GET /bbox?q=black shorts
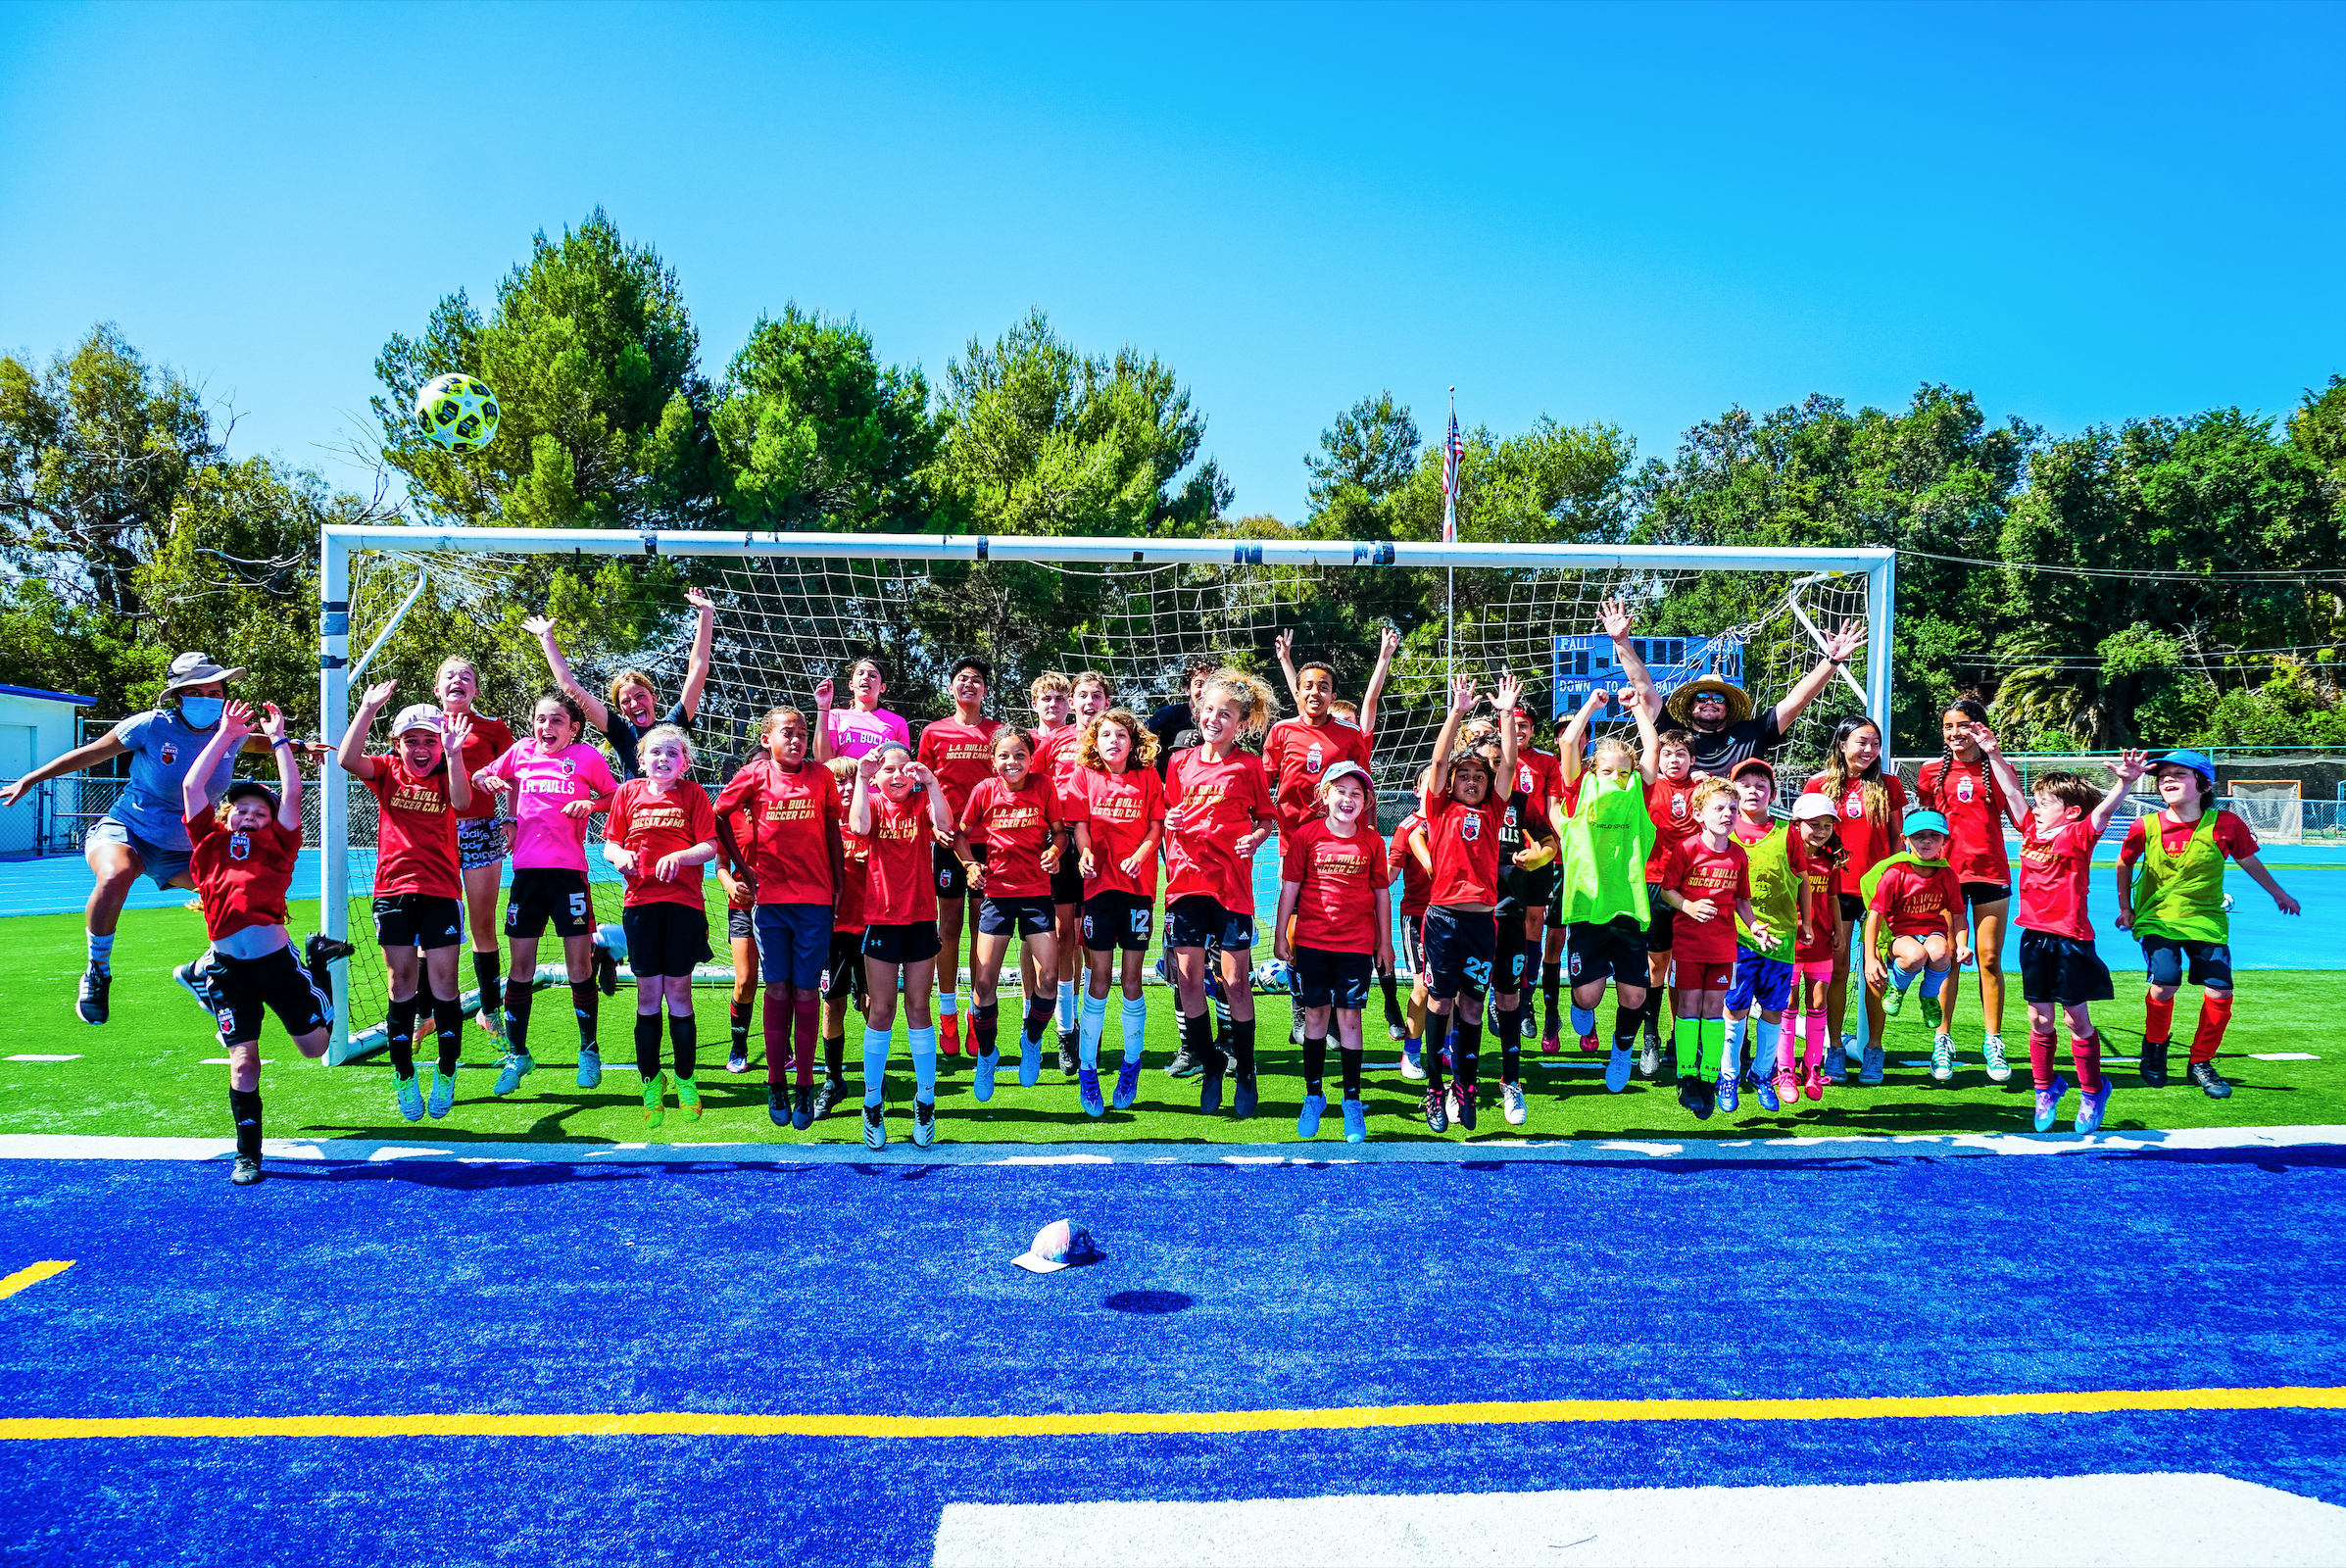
[1836,892,1864,924]
[621,902,711,979]
[201,944,331,1047]
[1295,945,1372,1010]
[1962,881,2013,910]
[1083,891,1155,953]
[1421,906,1496,1001]
[1525,861,1561,913]
[1492,908,1531,996]
[933,841,987,901]
[862,921,943,967]
[978,895,1056,938]
[2141,935,2233,991]
[372,893,464,951]
[1400,911,1427,976]
[727,905,755,943]
[506,867,594,940]
[1167,895,1254,952]
[1567,916,1649,991]
[1051,858,1085,906]
[1644,882,1677,952]
[2019,928,2115,1007]
[824,930,869,1004]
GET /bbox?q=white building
[0,684,96,858]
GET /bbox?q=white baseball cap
[390,704,445,737]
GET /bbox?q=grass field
[1,901,2335,1147]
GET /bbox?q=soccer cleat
[1234,1072,1258,1120]
[172,960,213,1016]
[1677,1074,1705,1117]
[974,1050,999,1102]
[1921,994,1943,1030]
[2034,1074,2070,1133]
[811,1075,848,1121]
[642,1073,666,1130]
[1859,1044,1884,1086]
[1450,1080,1477,1132]
[1540,1022,1562,1056]
[1058,1031,1080,1076]
[1297,1092,1326,1140]
[2075,1079,2113,1134]
[1981,1033,2012,1083]
[790,1084,811,1131]
[1638,1036,1661,1079]
[305,932,358,971]
[1289,1012,1305,1046]
[395,1074,425,1123]
[576,1047,604,1090]
[2189,1060,2233,1100]
[676,1075,704,1120]
[1342,1096,1367,1143]
[1439,1041,1454,1077]
[1882,984,1907,1019]
[2139,1039,2170,1088]
[1755,1073,1779,1113]
[1715,1074,1739,1115]
[593,941,618,997]
[1773,1067,1800,1109]
[726,1045,749,1075]
[426,1066,456,1119]
[1199,1060,1225,1115]
[1802,1066,1826,1102]
[1422,1086,1449,1134]
[911,1097,936,1149]
[1387,1018,1408,1042]
[1113,1059,1142,1110]
[1166,1042,1205,1079]
[1502,1080,1528,1126]
[230,1154,263,1186]
[940,1012,961,1056]
[1400,1040,1426,1081]
[1079,1067,1105,1119]
[1017,1040,1043,1090]
[1605,1046,1632,1094]
[1931,1033,1955,1083]
[766,1084,789,1127]
[862,1102,887,1151]
[492,1053,534,1097]
[1821,1044,1845,1083]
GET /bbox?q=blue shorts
[1421,905,1496,1002]
[1166,895,1254,953]
[754,902,833,990]
[2141,935,2232,990]
[85,815,191,889]
[1727,948,1794,1013]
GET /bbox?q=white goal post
[314,524,1895,1063]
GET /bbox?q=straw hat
[1665,677,1752,727]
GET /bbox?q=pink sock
[1802,1007,1826,1071]
[2028,1030,2057,1091]
[793,996,821,1087]
[2070,1030,2103,1095]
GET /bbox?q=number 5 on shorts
[569,892,588,920]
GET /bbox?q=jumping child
[1636,725,1704,1076]
[1275,760,1395,1144]
[1416,671,1523,1133]
[1023,671,1084,1070]
[1553,688,1662,1096]
[850,744,957,1150]
[432,657,516,1052]
[604,726,719,1127]
[1540,689,1609,1053]
[1391,774,1435,1080]
[1784,795,1848,1102]
[816,756,872,1119]
[1657,777,1771,1119]
[955,728,1064,1102]
[1861,809,1970,1085]
[916,658,1004,1056]
[1721,757,1804,1113]
[1801,715,1907,1084]
[1068,708,1167,1114]
[1915,699,2015,1083]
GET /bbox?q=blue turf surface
[3,1147,2345,1564]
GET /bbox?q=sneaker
[1605,1045,1632,1094]
[2075,1079,2113,1134]
[1981,1033,2012,1084]
[911,1097,936,1149]
[862,1102,887,1151]
[789,1084,811,1131]
[304,933,358,971]
[1297,1092,1326,1140]
[642,1072,666,1130]
[1638,1036,1661,1079]
[1921,994,1943,1030]
[475,1004,506,1043]
[2034,1074,2070,1133]
[1342,1096,1367,1143]
[1017,1040,1043,1090]
[1715,1074,1738,1115]
[726,1045,749,1075]
[1540,1022,1562,1056]
[1289,1012,1305,1046]
[940,1012,962,1057]
[1883,984,1907,1018]
[1931,1033,1954,1083]
[2139,1039,2170,1088]
[1822,1044,1845,1084]
[1773,1068,1800,1108]
[1859,1044,1884,1086]
[593,941,619,997]
[1450,1081,1477,1132]
[1755,1073,1779,1112]
[1200,1060,1225,1115]
[394,1072,425,1122]
[230,1154,263,1186]
[676,1075,703,1120]
[766,1084,789,1128]
[172,960,213,1016]
[1233,1072,1258,1120]
[1400,1040,1426,1081]
[1058,1030,1080,1076]
[1677,1074,1705,1117]
[1386,1018,1407,1043]
[2189,1060,2233,1100]
[1578,1032,1599,1055]
[1502,1080,1527,1126]
[1112,1059,1142,1110]
[811,1075,848,1121]
[492,1053,533,1097]
[1802,1066,1825,1102]
[1079,1067,1105,1119]
[426,1066,456,1119]
[1422,1086,1449,1134]
[576,1047,603,1090]
[1166,1043,1206,1079]
[974,1050,999,1102]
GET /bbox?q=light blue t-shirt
[106,710,237,851]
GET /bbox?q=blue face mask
[179,696,223,729]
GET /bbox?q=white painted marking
[198,1058,270,1066]
[2253,1053,2320,1061]
[6,1054,81,1063]
[932,1473,2346,1568]
[998,1154,1114,1166]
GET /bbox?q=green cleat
[674,1074,702,1119]
[1882,984,1907,1018]
[1921,994,1942,1029]
[642,1071,666,1131]
[394,1073,425,1123]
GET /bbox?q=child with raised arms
[604,726,719,1128]
[1069,708,1167,1115]
[954,728,1065,1102]
[713,760,761,1078]
[431,656,517,1053]
[712,704,845,1129]
[1547,687,1624,1053]
[1416,671,1523,1133]
[1657,777,1771,1119]
[816,655,912,761]
[1636,723,1704,1076]
[1391,771,1435,1080]
[1506,702,1576,1056]
[1861,809,1969,1085]
[1024,671,1084,1069]
[850,744,956,1150]
[335,681,473,1121]
[1472,729,1554,1125]
[472,693,617,1098]
[1274,761,1393,1144]
[1801,715,1907,1083]
[524,587,716,783]
[1915,700,2015,1083]
[1784,795,1848,1102]
[1720,757,1804,1113]
[2116,748,2300,1099]
[1552,688,1661,1095]
[816,756,872,1120]
[917,657,1004,1056]
[1162,668,1282,1117]
[178,701,336,1186]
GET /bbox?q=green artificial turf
[0,901,2338,1148]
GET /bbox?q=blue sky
[3,1,2339,523]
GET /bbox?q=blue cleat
[791,1085,813,1132]
[2075,1079,2113,1135]
[395,1073,425,1123]
[1859,1044,1884,1085]
[1715,1074,1738,1115]
[1079,1067,1104,1119]
[1755,1072,1780,1113]
[1297,1092,1326,1140]
[974,1050,999,1102]
[492,1053,533,1097]
[1018,1039,1042,1090]
[1233,1073,1258,1120]
[1605,1046,1632,1094]
[861,1102,887,1151]
[1822,1044,1847,1082]
[1112,1059,1141,1110]
[575,1047,602,1090]
[426,1066,456,1119]
[766,1084,789,1128]
[1200,1063,1225,1115]
[1341,1096,1367,1143]
[2034,1074,2070,1134]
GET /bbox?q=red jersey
[711,758,843,906]
[960,773,1059,900]
[363,754,462,901]
[1422,792,1505,909]
[2119,808,2260,865]
[1915,756,2010,887]
[450,715,515,822]
[1794,838,1847,963]
[1801,772,1909,894]
[1163,748,1275,913]
[1263,716,1374,833]
[1512,747,1565,825]
[1660,835,1752,965]
[2015,812,2099,941]
[1282,819,1390,955]
[1868,858,1962,940]
[607,779,718,910]
[184,809,301,943]
[1069,764,1166,899]
[1642,774,1704,880]
[862,792,939,928]
[917,714,1004,825]
[1391,811,1433,918]
[832,776,870,933]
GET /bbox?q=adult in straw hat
[1595,598,1868,777]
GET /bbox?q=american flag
[1440,403,1463,543]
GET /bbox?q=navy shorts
[1566,917,1648,991]
[934,841,986,900]
[823,929,867,1004]
[1525,862,1561,914]
[1727,947,1794,1013]
[372,893,464,952]
[506,867,593,940]
[2019,928,2115,1007]
[2141,935,2232,991]
[1295,945,1372,1010]
[1050,858,1085,906]
[978,895,1056,938]
[1492,907,1531,996]
[199,944,331,1048]
[86,814,191,889]
[1400,912,1426,978]
[623,901,712,979]
[754,902,832,989]
[1644,882,1677,951]
[862,920,943,967]
[1167,895,1254,953]
[1083,891,1154,953]
[1422,906,1496,1001]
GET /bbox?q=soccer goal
[314,526,1895,1063]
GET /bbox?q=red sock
[2070,1030,2102,1095]
[2191,993,2234,1064]
[2028,1031,2057,1090]
[793,996,820,1087]
[2143,992,2175,1046]
[762,992,789,1085]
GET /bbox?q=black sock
[1614,997,1642,1056]
[1231,1017,1256,1078]
[1498,1004,1523,1084]
[229,1087,262,1160]
[1424,1014,1448,1092]
[668,1011,697,1080]
[1641,991,1664,1040]
[972,1002,1001,1055]
[472,950,502,1020]
[505,984,532,1055]
[1302,1034,1327,1097]
[571,979,599,1052]
[1540,961,1561,1014]
[1380,970,1402,1024]
[1340,1047,1363,1098]
[387,995,417,1079]
[634,1010,662,1077]
[1180,1010,1216,1077]
[730,998,753,1053]
[431,990,463,1076]
[1023,996,1056,1049]
[823,1033,846,1081]
[1453,1007,1484,1087]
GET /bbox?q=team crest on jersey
[562,758,575,775]
[1306,743,1323,775]
[1956,776,1975,804]
[1461,814,1480,842]
[160,743,178,765]
[1845,794,1863,818]
[1671,795,1688,820]
[228,832,251,861]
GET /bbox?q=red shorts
[1674,959,1735,993]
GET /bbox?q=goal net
[316,529,1890,1062]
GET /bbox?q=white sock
[907,1026,937,1103]
[861,1025,891,1108]
[87,930,115,972]
[1079,991,1108,1068]
[1724,1014,1747,1078]
[1120,995,1149,1065]
[1057,979,1077,1033]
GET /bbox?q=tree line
[5,207,2341,757]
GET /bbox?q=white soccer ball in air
[413,372,501,451]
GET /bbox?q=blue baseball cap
[1903,808,1950,837]
[1012,1219,1104,1274]
[2154,749,2217,784]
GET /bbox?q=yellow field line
[0,1261,73,1300]
[4,1386,2344,1443]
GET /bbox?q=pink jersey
[486,741,616,873]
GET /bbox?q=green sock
[1698,1018,1726,1079]
[1673,1017,1701,1078]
